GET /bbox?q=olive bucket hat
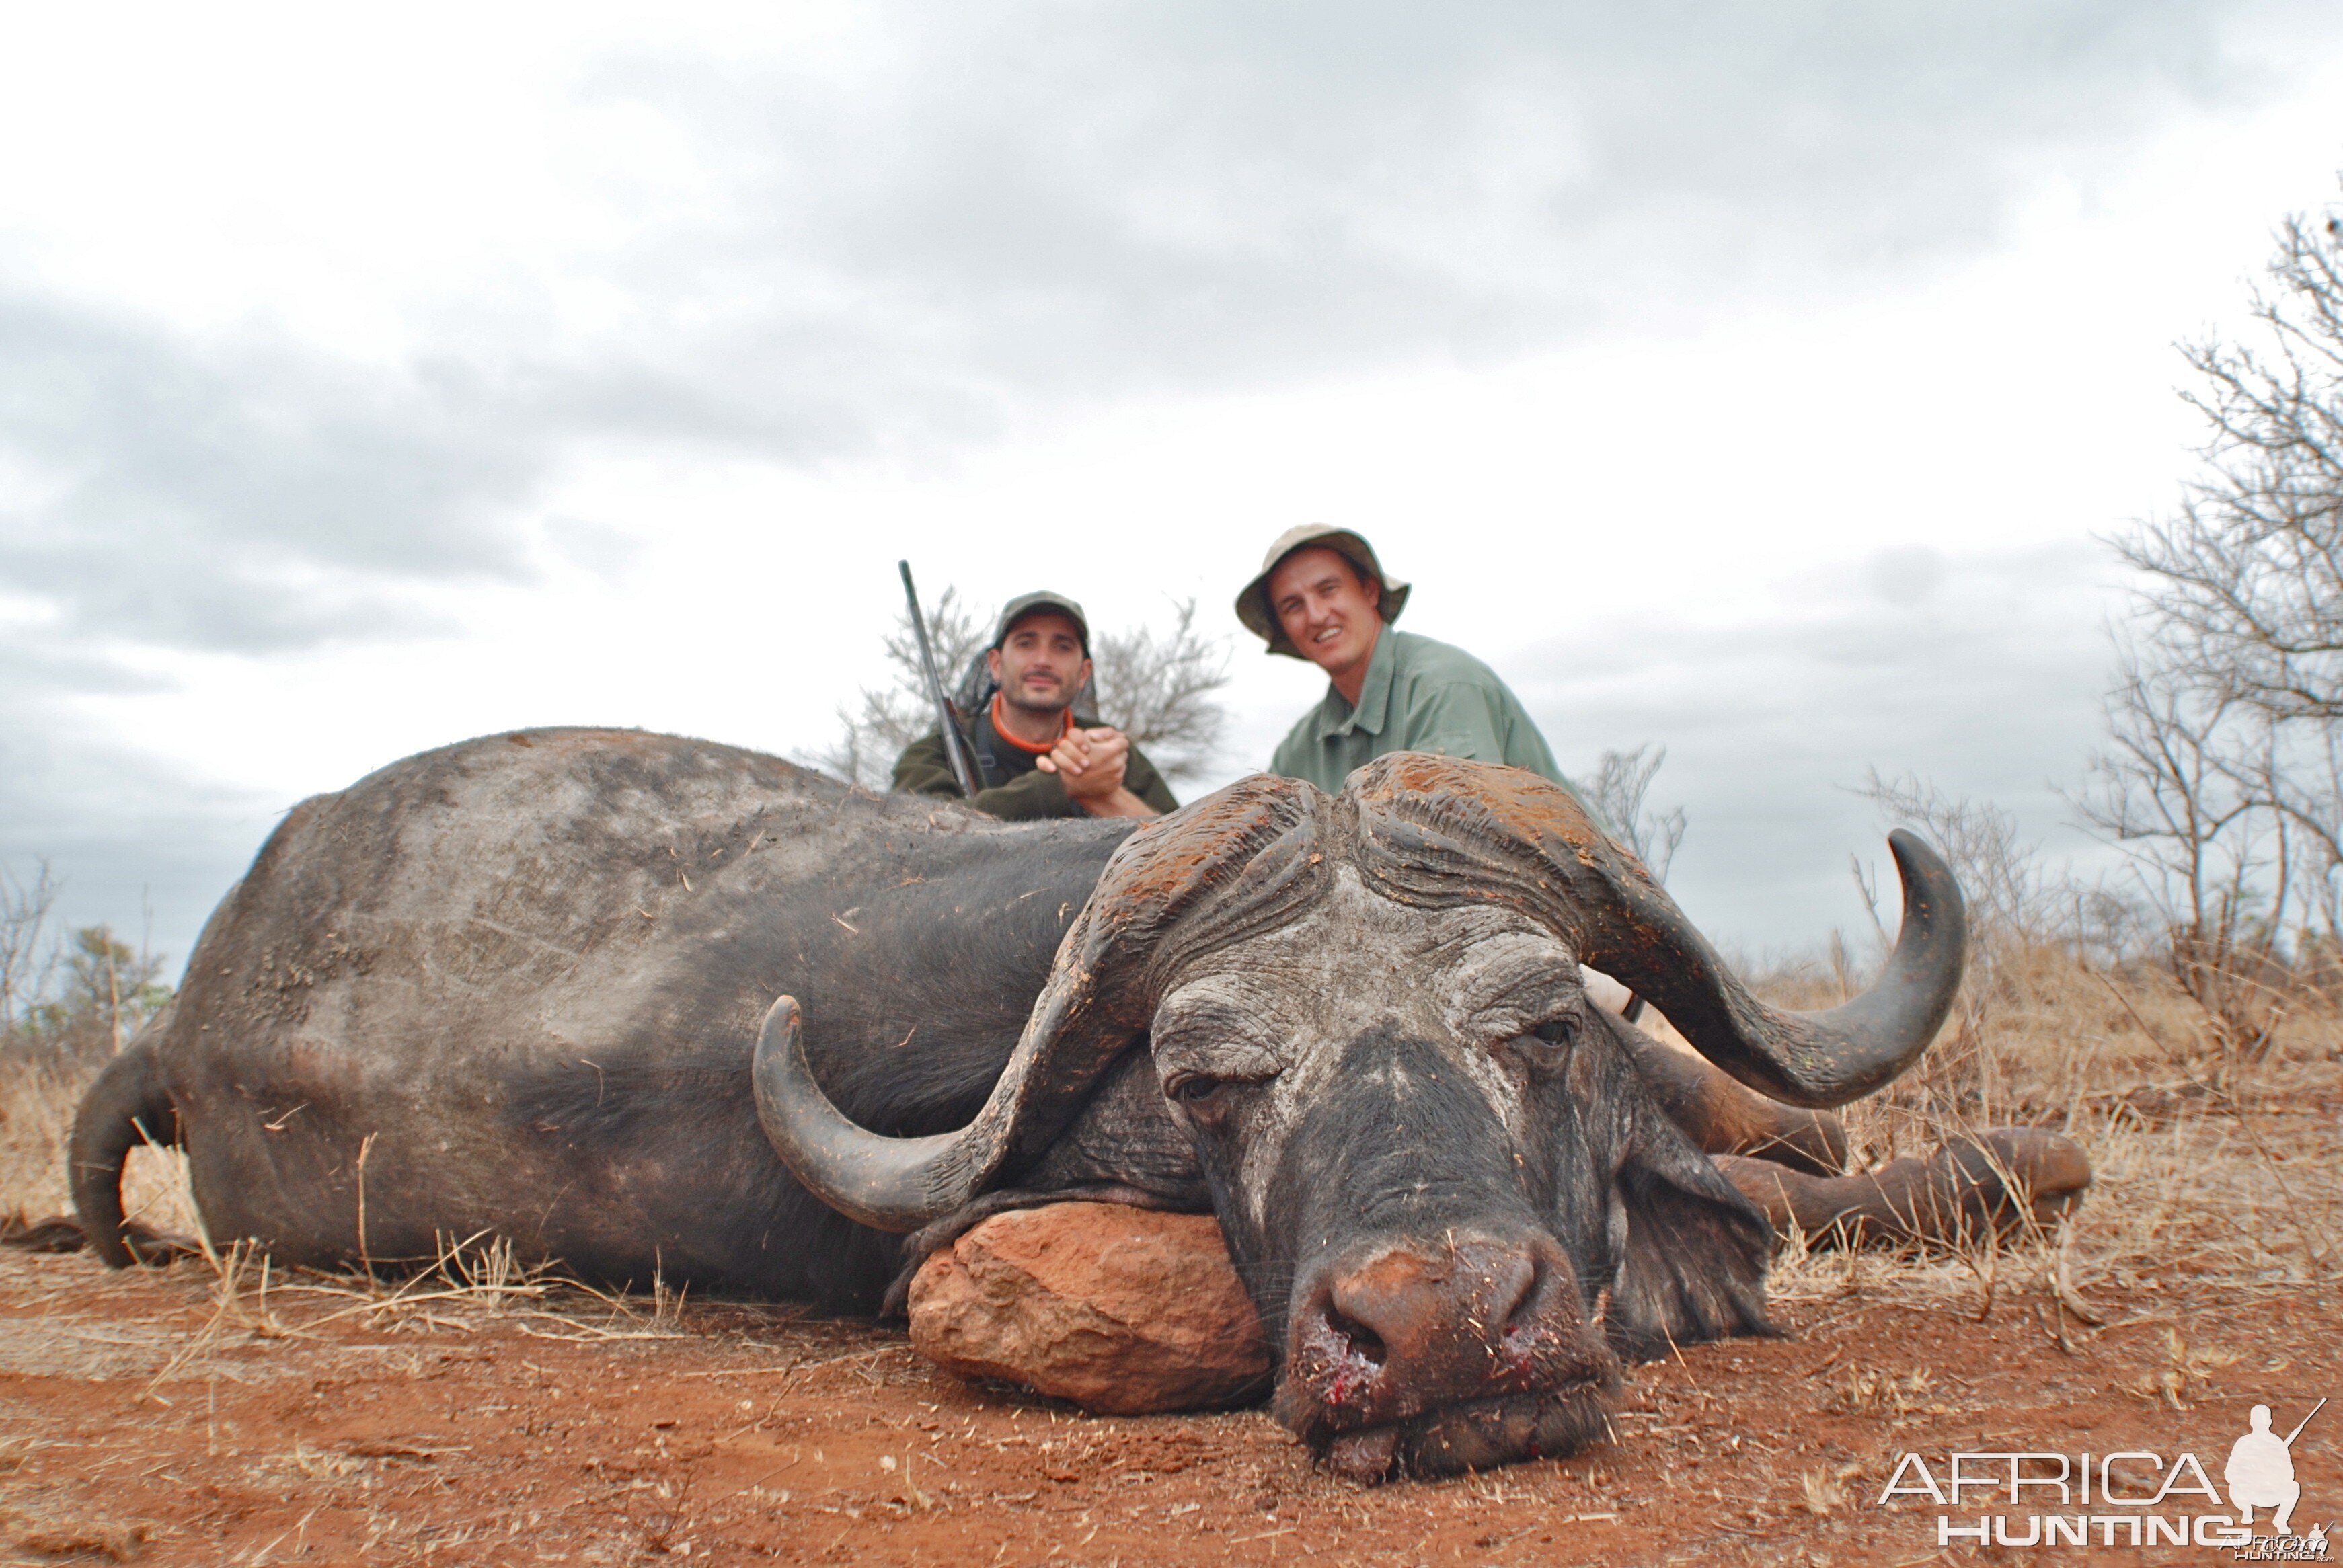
[1235,524,1411,659]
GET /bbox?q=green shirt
[1268,628,1583,802]
[892,706,1180,821]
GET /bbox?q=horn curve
[753,775,1332,1231]
[751,997,970,1232]
[1608,826,1966,1108]
[1350,755,1967,1110]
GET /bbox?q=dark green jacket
[892,708,1180,820]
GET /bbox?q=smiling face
[987,610,1091,717]
[1143,866,1759,1479]
[1267,545,1384,685]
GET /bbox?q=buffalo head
[753,755,1965,1479]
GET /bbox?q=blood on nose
[1298,1238,1556,1413]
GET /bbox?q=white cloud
[3,3,2342,965]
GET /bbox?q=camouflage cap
[1235,525,1410,658]
[992,590,1091,654]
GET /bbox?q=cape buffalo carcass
[70,729,2046,1479]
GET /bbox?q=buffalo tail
[68,1031,182,1267]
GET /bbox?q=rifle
[898,561,981,799]
[2284,1398,2327,1446]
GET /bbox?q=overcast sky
[5,3,2343,974]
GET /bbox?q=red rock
[906,1203,1272,1415]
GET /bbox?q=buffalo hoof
[1718,1126,2093,1249]
[906,1202,1273,1415]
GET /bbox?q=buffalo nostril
[1494,1251,1542,1342]
[1327,1262,1438,1366]
[1321,1304,1386,1368]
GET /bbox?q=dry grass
[0,1052,199,1238]
[5,945,2338,1362]
[1753,939,2343,1324]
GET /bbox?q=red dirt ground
[0,1249,2334,1566]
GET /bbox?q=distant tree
[2071,648,2303,1059]
[56,925,173,1054]
[1087,600,1231,783]
[2114,198,2343,723]
[0,864,173,1063]
[1586,744,1687,883]
[806,587,991,790]
[805,590,1231,791]
[2079,179,2343,1058]
[0,861,60,1037]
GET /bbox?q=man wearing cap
[893,590,1180,821]
[1240,525,1583,800]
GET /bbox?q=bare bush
[1858,771,2073,955]
[2070,653,2302,1062]
[1586,744,1687,881]
[803,589,1231,789]
[2083,181,2343,1061]
[1728,779,2342,1296]
[2113,198,2343,724]
[0,862,59,1036]
[0,864,172,1068]
[1087,600,1231,782]
[804,586,989,789]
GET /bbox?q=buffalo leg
[1603,1011,1848,1176]
[1716,1128,2092,1248]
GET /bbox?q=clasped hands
[1032,726,1131,802]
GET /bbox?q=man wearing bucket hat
[893,590,1179,821]
[1240,525,1584,801]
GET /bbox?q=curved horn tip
[1884,828,1968,939]
[758,994,802,1038]
[1886,826,1948,880]
[1771,824,1966,1107]
[749,992,970,1235]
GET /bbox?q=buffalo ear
[1606,1114,1777,1360]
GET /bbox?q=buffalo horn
[1585,826,1967,1109]
[751,997,976,1232]
[1352,756,1966,1111]
[752,775,1329,1232]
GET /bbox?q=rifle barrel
[898,561,980,799]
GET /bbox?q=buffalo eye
[1165,1072,1237,1122]
[1532,1016,1578,1048]
[1508,1013,1579,1064]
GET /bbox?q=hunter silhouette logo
[2229,1401,2326,1536]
